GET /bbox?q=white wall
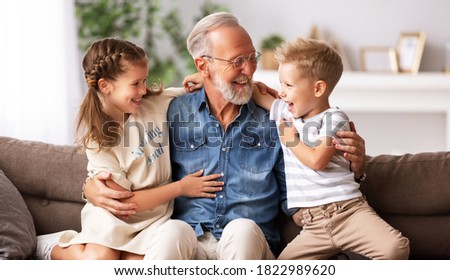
[2,0,449,146]
[173,0,450,156]
[0,0,82,145]
[175,0,450,72]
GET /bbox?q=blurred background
[1,0,450,155]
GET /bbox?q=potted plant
[75,0,228,86]
[260,34,285,70]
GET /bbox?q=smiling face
[206,25,257,105]
[101,62,148,123]
[278,62,328,119]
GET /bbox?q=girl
[35,38,223,260]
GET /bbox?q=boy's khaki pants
[278,197,410,260]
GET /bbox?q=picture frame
[308,24,324,40]
[360,47,398,73]
[396,32,426,74]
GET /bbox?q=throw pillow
[0,169,36,259]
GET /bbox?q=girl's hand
[179,169,224,198]
[183,73,204,92]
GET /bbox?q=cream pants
[278,197,410,260]
[196,218,275,260]
[143,219,197,260]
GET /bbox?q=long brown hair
[76,38,162,150]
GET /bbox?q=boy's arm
[279,118,335,171]
[252,82,278,111]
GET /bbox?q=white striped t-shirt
[270,100,361,209]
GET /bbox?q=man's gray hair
[187,12,240,58]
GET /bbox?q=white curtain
[0,0,82,145]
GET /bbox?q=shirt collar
[193,87,208,111]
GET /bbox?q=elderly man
[84,12,366,260]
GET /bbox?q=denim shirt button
[221,147,227,152]
[190,144,194,149]
[215,224,220,229]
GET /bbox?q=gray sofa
[0,136,449,259]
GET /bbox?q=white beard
[212,72,253,105]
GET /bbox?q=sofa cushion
[0,136,86,234]
[0,169,36,259]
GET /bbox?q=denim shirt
[168,87,287,253]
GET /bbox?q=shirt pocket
[173,134,209,173]
[239,132,277,173]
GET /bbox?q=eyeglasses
[201,51,262,69]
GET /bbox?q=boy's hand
[252,81,278,111]
[253,81,278,99]
[292,209,304,227]
[279,118,299,147]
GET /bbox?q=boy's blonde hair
[275,37,343,93]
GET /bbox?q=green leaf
[75,0,229,85]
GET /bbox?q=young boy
[253,37,410,259]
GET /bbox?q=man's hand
[333,121,366,178]
[84,171,137,218]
